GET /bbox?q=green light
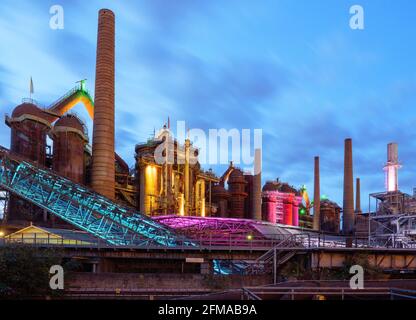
[299,208,306,215]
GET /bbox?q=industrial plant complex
[0,8,416,301]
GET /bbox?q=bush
[0,244,63,298]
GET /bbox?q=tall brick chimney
[252,148,262,220]
[91,9,115,199]
[355,178,361,214]
[313,156,320,230]
[342,138,354,235]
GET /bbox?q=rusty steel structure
[211,184,229,217]
[51,114,88,184]
[5,102,52,225]
[2,7,380,253]
[228,169,248,219]
[91,9,116,200]
[0,146,188,246]
[7,103,51,165]
[135,126,218,217]
[320,199,341,233]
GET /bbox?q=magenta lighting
[152,215,303,247]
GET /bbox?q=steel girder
[0,149,190,247]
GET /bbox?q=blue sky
[0,0,415,209]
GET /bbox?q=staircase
[0,147,191,247]
[46,84,94,120]
[244,235,302,274]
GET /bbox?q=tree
[0,244,63,298]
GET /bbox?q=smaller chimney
[355,178,361,214]
[384,143,400,192]
[313,156,320,231]
[342,138,354,235]
[252,148,262,220]
[184,138,190,216]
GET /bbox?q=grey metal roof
[39,227,99,243]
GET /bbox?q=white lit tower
[384,143,401,192]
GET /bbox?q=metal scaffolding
[363,191,416,248]
[0,146,191,247]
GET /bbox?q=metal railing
[0,147,191,248]
[0,233,301,251]
[21,98,45,108]
[390,288,416,300]
[48,86,80,111]
[241,286,395,300]
[1,232,415,251]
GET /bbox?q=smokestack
[91,9,115,200]
[252,148,262,220]
[313,156,320,230]
[355,178,361,214]
[343,138,354,235]
[384,143,400,192]
[184,138,190,216]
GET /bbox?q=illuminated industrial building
[135,126,218,217]
[2,7,413,244]
[319,199,341,233]
[261,180,303,226]
[354,142,416,246]
[208,156,263,221]
[3,83,132,228]
[1,7,416,300]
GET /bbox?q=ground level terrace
[1,240,415,274]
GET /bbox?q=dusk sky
[1,0,416,209]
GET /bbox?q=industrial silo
[8,102,51,164]
[6,102,52,225]
[51,114,88,184]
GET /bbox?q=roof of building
[40,227,99,243]
[321,199,341,209]
[7,225,98,243]
[263,180,300,195]
[12,102,50,121]
[211,184,229,197]
[55,114,85,131]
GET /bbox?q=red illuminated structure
[262,180,302,226]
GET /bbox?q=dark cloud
[1,0,416,209]
[142,0,215,33]
[136,41,292,130]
